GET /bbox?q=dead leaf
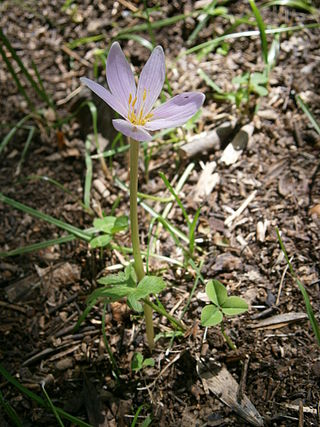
[197,359,264,426]
[249,312,308,329]
[211,253,243,273]
[310,204,320,218]
[192,161,220,201]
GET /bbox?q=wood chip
[220,124,254,166]
[225,190,257,227]
[192,161,220,201]
[197,359,264,426]
[179,121,236,160]
[249,312,308,329]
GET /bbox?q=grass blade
[276,228,320,346]
[102,303,120,379]
[0,364,92,427]
[0,28,50,106]
[41,382,65,427]
[0,192,93,242]
[31,60,55,110]
[15,126,35,175]
[197,68,223,93]
[28,175,92,213]
[116,11,200,36]
[189,206,201,256]
[187,0,218,44]
[295,95,320,135]
[0,43,34,109]
[67,34,105,49]
[0,114,32,156]
[84,137,93,209]
[85,100,109,177]
[262,0,319,16]
[159,172,190,225]
[249,0,268,64]
[0,390,23,427]
[0,235,75,258]
[183,23,320,56]
[117,34,153,51]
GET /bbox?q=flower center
[128,89,153,126]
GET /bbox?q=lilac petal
[80,77,127,118]
[135,46,165,117]
[106,42,136,111]
[144,92,205,131]
[112,119,152,142]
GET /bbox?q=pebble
[55,357,73,371]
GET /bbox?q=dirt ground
[0,1,319,426]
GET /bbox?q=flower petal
[135,46,165,117]
[112,119,152,142]
[144,92,205,131]
[106,42,136,111]
[80,77,127,118]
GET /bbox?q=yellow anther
[127,90,152,126]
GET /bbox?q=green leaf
[93,217,116,234]
[221,296,248,316]
[206,280,228,306]
[134,276,166,300]
[112,215,128,233]
[251,72,268,85]
[252,84,268,97]
[127,295,143,312]
[97,270,128,286]
[142,357,155,368]
[89,234,112,248]
[131,352,144,372]
[232,73,249,85]
[92,285,135,300]
[201,305,223,326]
[93,216,128,234]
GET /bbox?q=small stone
[55,357,73,371]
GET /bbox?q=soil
[0,1,319,426]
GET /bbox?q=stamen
[127,90,152,126]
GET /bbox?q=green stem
[143,298,186,332]
[220,322,236,351]
[129,137,155,351]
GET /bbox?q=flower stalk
[129,137,155,351]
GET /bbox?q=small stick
[298,400,304,427]
[276,256,293,305]
[178,121,236,160]
[237,354,250,403]
[225,190,257,227]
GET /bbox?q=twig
[224,190,257,227]
[276,256,293,305]
[237,355,250,403]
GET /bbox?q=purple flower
[80,42,205,142]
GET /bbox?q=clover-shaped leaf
[201,279,248,328]
[221,296,248,316]
[134,276,166,300]
[201,305,223,327]
[89,234,112,249]
[131,352,155,372]
[206,280,228,307]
